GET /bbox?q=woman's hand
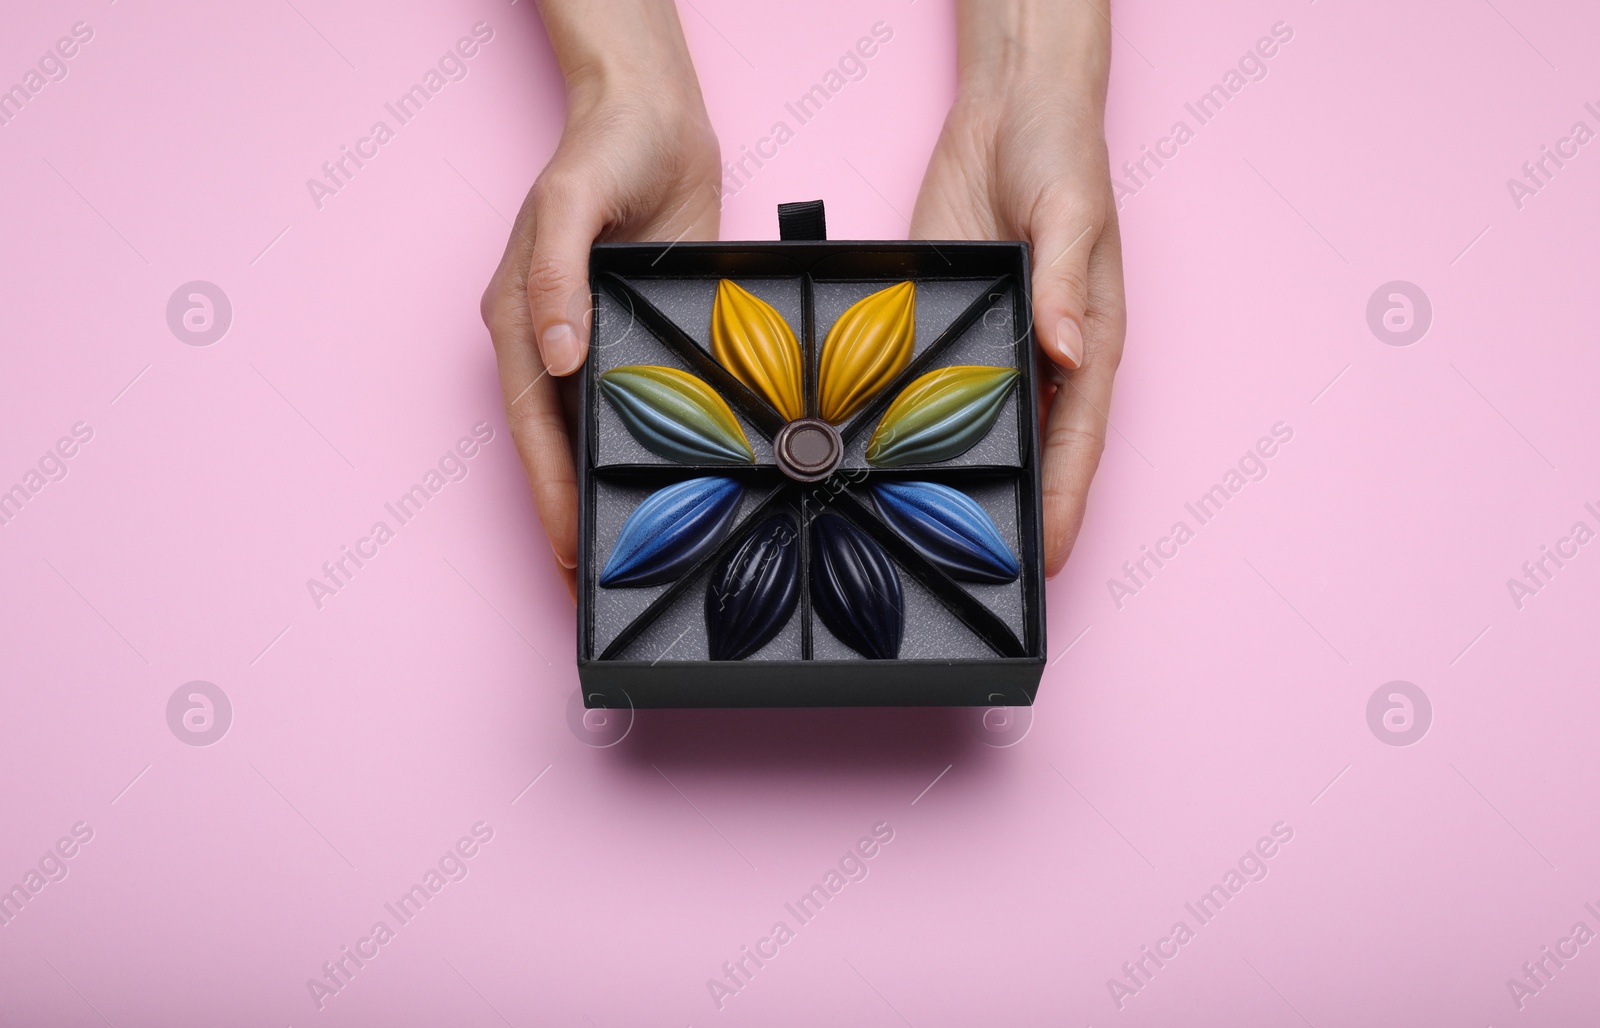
[911,0,1126,577]
[482,0,720,601]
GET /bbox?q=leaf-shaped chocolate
[810,513,903,660]
[599,365,755,465]
[711,280,804,421]
[871,481,1019,584]
[705,513,800,660]
[600,477,744,588]
[865,365,1018,467]
[816,281,915,423]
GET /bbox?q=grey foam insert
[590,479,780,655]
[941,477,1026,640]
[812,278,999,365]
[615,553,805,663]
[591,289,774,467]
[809,550,997,661]
[627,277,804,363]
[853,476,1026,641]
[838,285,1023,469]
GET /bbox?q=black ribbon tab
[777,200,827,241]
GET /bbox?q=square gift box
[576,204,1047,708]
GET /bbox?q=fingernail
[551,541,577,570]
[1054,317,1083,369]
[541,322,582,375]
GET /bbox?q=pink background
[3,0,1598,1024]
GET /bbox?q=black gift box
[576,205,1046,708]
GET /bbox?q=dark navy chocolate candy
[810,513,903,659]
[705,513,800,660]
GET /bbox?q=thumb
[1026,204,1125,575]
[1029,218,1099,371]
[527,171,607,376]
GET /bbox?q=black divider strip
[802,273,817,419]
[591,464,783,485]
[839,276,1012,445]
[849,465,1022,482]
[579,363,596,660]
[598,482,795,661]
[798,497,813,660]
[598,274,787,440]
[830,490,1026,659]
[1012,274,1043,657]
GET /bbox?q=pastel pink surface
[2,1,1598,1025]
